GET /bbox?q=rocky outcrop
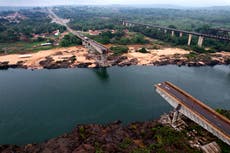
[1,111,229,153]
[0,61,27,70]
[0,53,229,70]
[0,120,196,153]
[39,56,76,69]
[77,62,93,68]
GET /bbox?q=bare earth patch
[125,47,190,65]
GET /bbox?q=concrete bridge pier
[188,34,193,46]
[172,110,179,124]
[82,41,90,49]
[171,31,175,37]
[179,32,183,37]
[172,104,181,124]
[100,54,107,67]
[198,36,204,47]
[164,29,167,34]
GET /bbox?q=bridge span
[122,21,230,47]
[155,82,230,145]
[48,8,108,67]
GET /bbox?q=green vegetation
[88,30,148,45]
[0,9,66,43]
[94,142,103,153]
[60,34,82,47]
[138,48,148,53]
[79,126,86,139]
[131,148,151,153]
[119,137,133,149]
[54,6,120,31]
[110,45,129,55]
[0,41,55,54]
[128,124,200,153]
[216,109,230,120]
[150,125,200,153]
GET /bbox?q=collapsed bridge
[155,82,230,145]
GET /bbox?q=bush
[191,46,207,53]
[138,48,148,53]
[110,45,129,55]
[35,37,46,42]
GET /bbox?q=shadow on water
[92,67,110,81]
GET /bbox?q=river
[0,65,229,144]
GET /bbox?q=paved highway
[157,82,230,136]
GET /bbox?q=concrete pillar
[172,111,179,123]
[100,54,107,67]
[188,34,193,46]
[172,104,181,124]
[179,32,183,37]
[198,36,204,47]
[164,29,167,34]
[82,41,86,46]
[171,31,175,37]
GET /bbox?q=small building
[88,30,101,36]
[53,30,60,36]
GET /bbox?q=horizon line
[0,4,230,8]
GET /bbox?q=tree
[60,34,82,47]
[168,25,177,29]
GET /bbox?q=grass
[0,41,57,54]
[119,137,133,149]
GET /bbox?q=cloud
[0,0,229,6]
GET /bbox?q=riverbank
[0,46,229,69]
[1,111,229,153]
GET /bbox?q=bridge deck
[156,82,230,138]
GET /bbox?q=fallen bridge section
[155,82,230,145]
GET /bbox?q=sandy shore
[125,47,189,65]
[0,46,96,69]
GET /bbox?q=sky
[0,0,230,7]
